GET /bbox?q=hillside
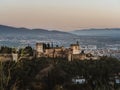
[0,25,78,47]
[0,25,71,34]
[70,28,120,37]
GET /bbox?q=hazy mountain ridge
[0,25,120,48]
[0,25,71,35]
[73,28,120,31]
[0,25,78,47]
[70,28,120,37]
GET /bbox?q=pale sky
[0,0,120,31]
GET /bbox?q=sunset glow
[0,0,120,31]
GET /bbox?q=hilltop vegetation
[0,57,120,90]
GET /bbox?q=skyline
[0,0,120,31]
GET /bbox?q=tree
[0,46,12,54]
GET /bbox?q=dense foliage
[0,46,12,54]
[0,57,120,90]
[18,46,34,57]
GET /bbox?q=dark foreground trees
[0,57,120,90]
[0,46,12,54]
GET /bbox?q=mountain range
[1,25,120,36]
[0,25,71,35]
[0,25,78,47]
[70,28,120,37]
[0,25,120,47]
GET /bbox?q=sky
[0,0,120,31]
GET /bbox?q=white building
[72,76,86,84]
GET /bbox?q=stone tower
[36,43,44,57]
[70,42,80,54]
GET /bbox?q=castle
[0,42,98,62]
[36,42,98,61]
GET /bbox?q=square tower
[70,43,80,54]
[36,43,44,57]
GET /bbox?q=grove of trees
[0,57,120,90]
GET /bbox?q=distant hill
[0,25,71,34]
[70,28,120,37]
[0,25,120,48]
[0,25,78,47]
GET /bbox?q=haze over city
[0,0,120,31]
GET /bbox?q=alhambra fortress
[0,41,98,62]
[36,42,98,61]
